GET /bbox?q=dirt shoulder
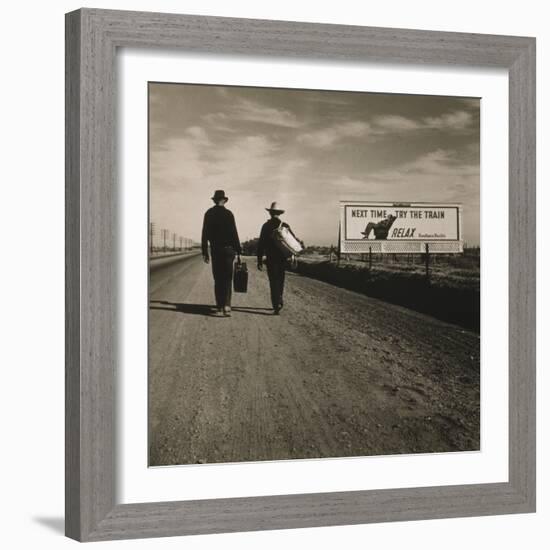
[149,256,480,466]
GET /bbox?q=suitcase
[233,260,248,293]
[271,223,303,258]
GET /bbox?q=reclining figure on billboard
[361,214,397,240]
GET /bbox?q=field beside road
[296,253,480,331]
[149,254,480,467]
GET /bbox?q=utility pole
[149,222,155,255]
[161,229,169,253]
[172,232,176,251]
[425,243,431,285]
[179,236,183,251]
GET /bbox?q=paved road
[149,255,480,466]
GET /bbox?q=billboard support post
[336,223,341,266]
[368,246,373,272]
[425,243,431,284]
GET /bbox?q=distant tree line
[241,238,260,256]
[241,239,335,257]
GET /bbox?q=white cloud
[457,97,480,108]
[184,126,211,146]
[332,175,377,189]
[360,149,479,209]
[203,98,302,129]
[234,99,301,127]
[372,110,474,134]
[149,129,313,241]
[371,115,422,131]
[297,121,370,148]
[295,109,475,149]
[404,149,478,177]
[424,110,473,130]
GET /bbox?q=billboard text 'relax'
[340,202,463,254]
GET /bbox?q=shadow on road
[150,301,274,316]
[150,301,215,316]
[232,306,274,316]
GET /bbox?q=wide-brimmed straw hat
[211,190,228,202]
[266,201,285,215]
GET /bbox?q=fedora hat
[211,189,228,202]
[266,201,285,215]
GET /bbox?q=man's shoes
[278,302,284,311]
[273,306,280,315]
[213,308,224,317]
[223,306,232,317]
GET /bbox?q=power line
[150,221,196,255]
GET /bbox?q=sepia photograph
[148,82,480,467]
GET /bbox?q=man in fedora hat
[201,190,242,317]
[257,202,300,315]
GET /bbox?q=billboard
[339,201,463,254]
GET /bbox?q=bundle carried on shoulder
[271,223,303,259]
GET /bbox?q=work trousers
[265,256,286,309]
[210,246,236,308]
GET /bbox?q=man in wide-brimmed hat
[257,202,300,315]
[201,190,242,317]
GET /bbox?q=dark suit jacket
[201,205,241,257]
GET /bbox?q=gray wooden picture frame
[65,8,536,542]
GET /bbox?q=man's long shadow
[150,300,274,316]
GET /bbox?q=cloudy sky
[149,83,480,247]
